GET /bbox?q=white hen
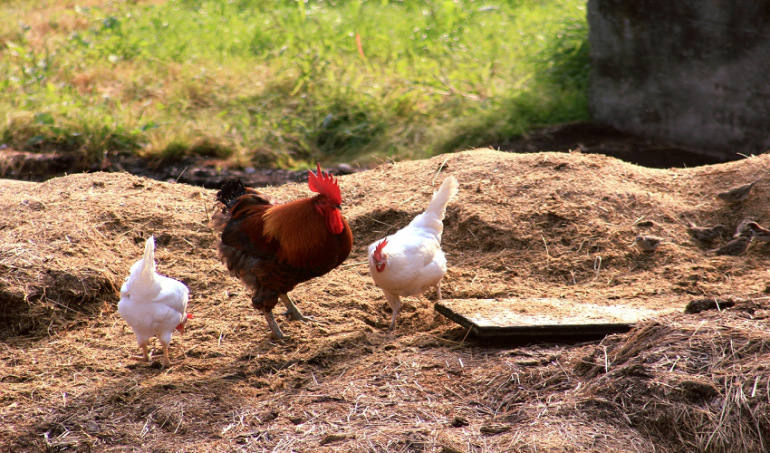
[368,176,459,331]
[118,236,191,367]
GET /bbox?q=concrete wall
[587,0,770,159]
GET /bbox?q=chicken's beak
[176,313,193,334]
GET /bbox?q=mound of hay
[1,149,769,452]
[575,307,770,452]
[0,174,213,338]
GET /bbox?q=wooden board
[435,298,660,340]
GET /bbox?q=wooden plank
[435,298,659,340]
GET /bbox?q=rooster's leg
[263,309,285,340]
[436,282,442,301]
[279,293,310,322]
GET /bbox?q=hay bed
[1,149,770,452]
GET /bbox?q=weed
[0,0,590,168]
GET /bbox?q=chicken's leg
[162,345,172,368]
[263,308,285,341]
[129,343,151,362]
[383,292,402,332]
[436,282,442,300]
[129,343,152,365]
[279,293,310,322]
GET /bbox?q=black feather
[216,179,247,209]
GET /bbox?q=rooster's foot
[279,293,323,323]
[279,309,308,321]
[279,311,327,325]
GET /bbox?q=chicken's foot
[128,344,152,364]
[129,344,151,362]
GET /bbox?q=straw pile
[1,149,769,452]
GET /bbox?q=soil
[0,122,738,189]
[2,127,770,452]
[488,122,737,169]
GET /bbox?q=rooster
[118,236,192,367]
[368,176,459,331]
[212,163,353,340]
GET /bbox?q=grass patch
[0,0,590,169]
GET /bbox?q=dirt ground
[1,149,770,452]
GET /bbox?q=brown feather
[265,197,353,271]
[215,188,353,315]
[263,197,328,267]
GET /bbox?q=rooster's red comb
[308,162,342,206]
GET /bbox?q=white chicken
[118,236,191,367]
[368,176,459,331]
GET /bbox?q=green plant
[0,0,590,168]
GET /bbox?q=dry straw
[2,149,770,451]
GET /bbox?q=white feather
[368,176,459,330]
[118,236,189,356]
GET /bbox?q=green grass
[0,0,589,169]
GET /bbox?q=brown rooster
[212,163,353,340]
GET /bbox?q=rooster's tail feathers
[216,179,248,210]
[215,179,272,221]
[425,176,459,221]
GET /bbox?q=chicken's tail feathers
[124,235,158,292]
[405,176,459,238]
[139,235,157,279]
[425,176,459,221]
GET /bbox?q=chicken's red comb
[374,238,388,254]
[308,162,342,206]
